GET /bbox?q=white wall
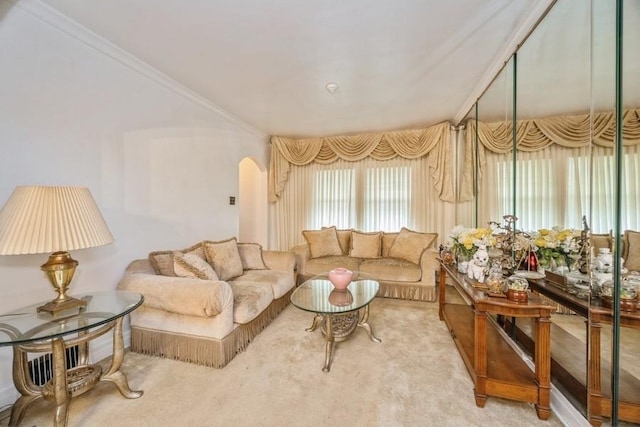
[0,0,268,406]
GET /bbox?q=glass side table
[0,290,144,427]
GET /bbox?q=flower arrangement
[447,225,497,258]
[530,227,581,270]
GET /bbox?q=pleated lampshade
[0,186,114,255]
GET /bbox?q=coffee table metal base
[306,305,381,372]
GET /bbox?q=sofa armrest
[262,250,296,272]
[291,244,310,276]
[419,248,440,285]
[118,271,233,318]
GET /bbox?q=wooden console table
[524,278,640,426]
[438,262,554,420]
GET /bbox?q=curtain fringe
[130,288,294,368]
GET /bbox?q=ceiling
[32,0,590,138]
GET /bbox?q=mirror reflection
[465,0,640,424]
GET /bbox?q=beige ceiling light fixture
[325,82,339,93]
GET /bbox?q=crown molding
[5,0,267,138]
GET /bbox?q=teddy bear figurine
[467,245,490,283]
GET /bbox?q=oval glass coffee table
[290,272,381,372]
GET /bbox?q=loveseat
[117,238,296,368]
[292,226,440,302]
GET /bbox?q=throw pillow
[350,231,382,258]
[322,226,352,255]
[591,232,613,254]
[237,243,268,270]
[388,227,438,265]
[203,238,244,281]
[623,230,640,271]
[173,252,219,280]
[149,242,204,276]
[302,226,342,258]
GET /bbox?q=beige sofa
[292,227,440,302]
[118,238,296,368]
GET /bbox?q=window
[310,158,411,232]
[483,144,639,233]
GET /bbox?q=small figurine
[468,245,490,283]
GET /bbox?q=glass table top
[290,272,379,314]
[0,291,144,346]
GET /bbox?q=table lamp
[0,186,114,314]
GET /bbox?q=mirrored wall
[465,0,640,424]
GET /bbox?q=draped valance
[460,109,640,201]
[269,121,454,203]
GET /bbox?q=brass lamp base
[37,296,87,315]
[38,251,86,315]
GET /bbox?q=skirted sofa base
[376,280,436,302]
[129,288,293,368]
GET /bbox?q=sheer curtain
[273,156,448,250]
[477,141,640,233]
[478,145,589,230]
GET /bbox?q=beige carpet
[1,297,567,427]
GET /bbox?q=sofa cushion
[229,282,274,324]
[388,227,438,265]
[359,258,422,282]
[237,243,267,270]
[303,226,342,258]
[173,252,219,280]
[350,231,382,258]
[304,256,362,277]
[204,238,244,281]
[623,230,640,271]
[233,270,293,299]
[149,242,205,276]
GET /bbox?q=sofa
[292,226,440,302]
[117,237,296,368]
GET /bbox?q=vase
[456,252,471,274]
[328,289,354,306]
[440,246,455,265]
[328,268,353,290]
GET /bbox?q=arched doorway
[238,157,268,246]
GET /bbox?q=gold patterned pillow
[350,231,382,258]
[388,227,438,264]
[203,238,244,281]
[237,243,267,270]
[173,252,219,280]
[149,242,204,276]
[302,226,342,258]
[322,226,352,255]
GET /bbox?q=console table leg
[535,317,551,420]
[474,309,488,408]
[322,315,334,372]
[101,318,143,399]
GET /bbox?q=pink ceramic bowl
[328,268,354,290]
[329,289,354,306]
